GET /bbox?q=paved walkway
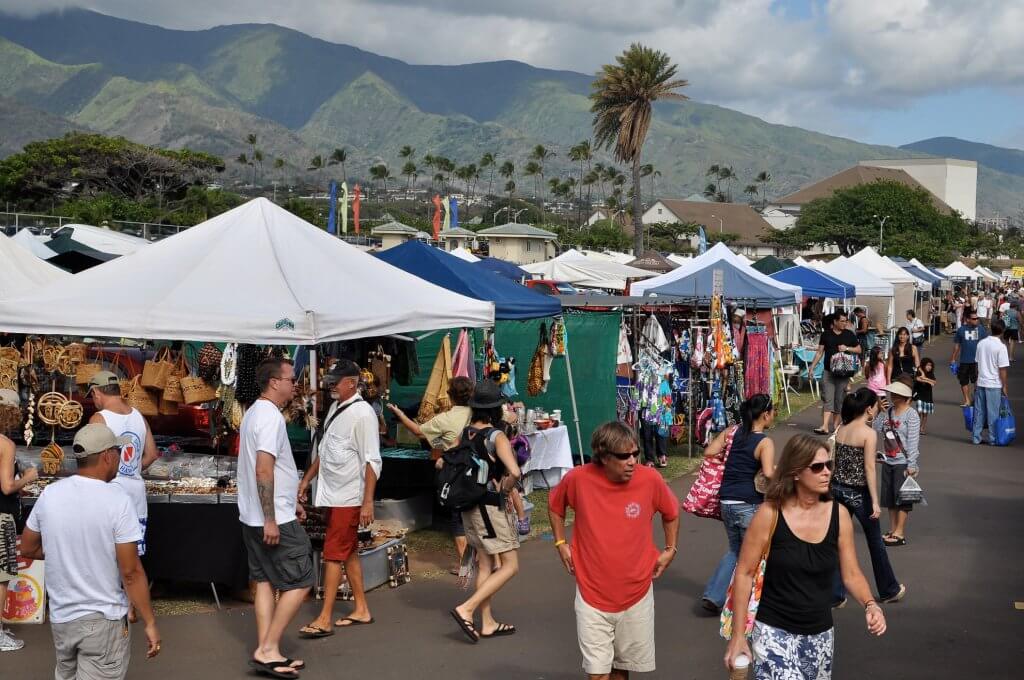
[10,337,1023,679]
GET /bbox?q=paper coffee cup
[730,654,750,680]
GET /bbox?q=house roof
[773,166,953,214]
[477,223,558,239]
[371,221,418,235]
[439,227,478,238]
[652,199,776,247]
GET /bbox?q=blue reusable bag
[962,405,974,432]
[994,397,1016,446]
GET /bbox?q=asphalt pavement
[6,335,1023,679]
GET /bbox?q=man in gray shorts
[21,424,161,679]
[809,311,862,434]
[237,357,312,678]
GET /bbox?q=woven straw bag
[162,354,187,403]
[181,374,218,405]
[158,394,180,416]
[75,346,103,386]
[141,347,175,390]
[124,376,159,417]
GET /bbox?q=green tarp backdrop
[389,312,621,459]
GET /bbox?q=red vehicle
[525,279,579,296]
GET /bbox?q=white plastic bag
[898,475,925,505]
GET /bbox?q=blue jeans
[972,386,1002,444]
[831,482,900,603]
[703,501,759,607]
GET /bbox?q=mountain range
[0,8,1021,219]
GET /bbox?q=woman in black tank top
[724,434,887,679]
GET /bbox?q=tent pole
[562,324,586,466]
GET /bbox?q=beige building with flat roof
[476,223,557,264]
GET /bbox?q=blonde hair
[590,421,638,466]
[764,434,829,503]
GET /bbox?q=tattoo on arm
[257,479,275,521]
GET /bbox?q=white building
[641,199,788,259]
[476,223,558,264]
[859,158,977,222]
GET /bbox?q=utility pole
[874,214,889,250]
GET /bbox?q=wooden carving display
[57,400,84,429]
[41,440,65,475]
[37,392,68,426]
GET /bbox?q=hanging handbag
[720,506,779,640]
[75,345,103,386]
[157,394,180,416]
[196,342,223,383]
[682,426,738,520]
[828,351,858,378]
[180,354,218,405]
[141,346,175,390]
[162,354,188,403]
[124,376,159,417]
[994,396,1016,446]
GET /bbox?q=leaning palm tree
[755,170,772,209]
[568,140,593,225]
[529,144,556,203]
[328,148,348,184]
[480,152,497,197]
[523,161,542,199]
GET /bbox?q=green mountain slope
[0,9,1020,217]
[0,96,84,156]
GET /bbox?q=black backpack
[436,426,496,512]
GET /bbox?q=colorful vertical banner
[450,196,459,230]
[340,182,349,234]
[431,194,443,241]
[327,180,338,234]
[698,226,708,255]
[442,195,452,233]
[353,184,362,235]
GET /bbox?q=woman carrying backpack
[449,380,522,643]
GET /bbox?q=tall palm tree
[465,163,480,202]
[582,169,599,215]
[245,133,258,183]
[504,180,516,217]
[529,144,556,203]
[253,149,264,186]
[480,152,496,197]
[718,166,737,202]
[370,164,392,200]
[328,148,348,184]
[755,170,772,209]
[235,153,252,186]
[437,157,455,193]
[705,163,722,197]
[402,161,418,190]
[423,154,437,191]
[568,140,593,225]
[591,43,688,253]
[307,154,325,200]
[399,145,416,162]
[524,161,542,198]
[744,184,759,203]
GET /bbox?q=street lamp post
[874,213,889,251]
[710,214,724,233]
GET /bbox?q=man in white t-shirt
[21,424,161,679]
[976,293,993,329]
[972,319,1010,445]
[237,357,311,678]
[298,360,382,637]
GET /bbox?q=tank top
[100,408,149,519]
[719,430,766,504]
[757,501,839,635]
[832,441,867,487]
[0,456,20,517]
[893,347,916,377]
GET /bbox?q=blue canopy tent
[770,266,855,299]
[644,258,800,308]
[376,241,559,319]
[473,256,528,283]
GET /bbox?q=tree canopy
[765,180,971,260]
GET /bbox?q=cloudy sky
[6,0,1023,149]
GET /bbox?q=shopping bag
[682,426,738,520]
[962,405,974,432]
[897,475,925,505]
[994,396,1016,447]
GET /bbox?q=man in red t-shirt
[549,422,680,680]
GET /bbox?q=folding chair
[792,346,822,400]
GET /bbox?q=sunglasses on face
[608,449,640,461]
[807,460,834,474]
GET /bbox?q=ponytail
[739,394,773,433]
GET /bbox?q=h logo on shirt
[964,329,979,341]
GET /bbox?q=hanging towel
[641,315,670,354]
[617,323,633,364]
[417,334,452,422]
[452,329,474,379]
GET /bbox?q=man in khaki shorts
[549,422,680,679]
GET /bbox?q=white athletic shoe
[0,628,25,652]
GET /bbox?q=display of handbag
[994,395,1016,446]
[720,506,779,640]
[123,376,159,417]
[0,358,18,391]
[181,373,218,405]
[828,351,859,378]
[75,346,103,387]
[141,346,176,390]
[157,395,180,416]
[162,355,188,403]
[682,426,738,520]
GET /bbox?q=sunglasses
[807,460,834,473]
[608,449,640,461]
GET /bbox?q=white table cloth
[521,425,574,491]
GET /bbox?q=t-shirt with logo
[955,324,988,364]
[549,462,679,613]
[99,409,149,523]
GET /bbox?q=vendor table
[522,425,574,492]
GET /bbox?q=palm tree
[235,153,253,186]
[437,157,456,193]
[640,163,660,203]
[755,170,772,209]
[253,149,264,186]
[744,184,759,203]
[423,155,437,191]
[402,161,418,190]
[529,144,556,203]
[480,152,496,197]
[370,164,392,200]
[582,169,599,216]
[568,140,593,225]
[504,180,516,217]
[245,133,258,183]
[465,163,480,202]
[705,163,722,197]
[272,157,286,200]
[399,145,416,162]
[718,166,737,202]
[328,148,348,184]
[307,154,325,200]
[523,161,542,198]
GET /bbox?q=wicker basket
[124,376,159,417]
[181,375,218,405]
[141,347,175,390]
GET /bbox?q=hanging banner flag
[698,225,708,255]
[442,195,452,233]
[450,196,460,230]
[340,182,349,234]
[327,180,338,234]
[431,194,443,241]
[353,184,362,235]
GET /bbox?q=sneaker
[517,517,530,536]
[700,597,721,614]
[880,584,907,604]
[0,629,25,652]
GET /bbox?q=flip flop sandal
[248,659,299,678]
[335,616,374,627]
[480,623,516,638]
[298,623,334,638]
[449,609,479,644]
[284,659,305,671]
[813,428,829,435]
[883,535,907,546]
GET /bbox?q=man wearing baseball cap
[21,423,162,678]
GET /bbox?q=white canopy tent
[848,247,926,325]
[522,250,654,291]
[632,242,800,304]
[667,253,693,266]
[11,229,58,259]
[449,246,480,262]
[0,198,494,343]
[47,223,151,256]
[974,265,999,282]
[939,261,981,280]
[811,257,895,327]
[0,233,71,296]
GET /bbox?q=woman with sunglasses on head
[701,395,776,613]
[725,434,886,679]
[831,388,906,609]
[875,382,921,547]
[888,327,919,380]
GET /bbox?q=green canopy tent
[751,255,795,275]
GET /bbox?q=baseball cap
[0,389,20,408]
[87,371,120,390]
[72,423,130,458]
[324,359,361,385]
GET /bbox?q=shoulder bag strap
[762,505,780,562]
[314,400,360,453]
